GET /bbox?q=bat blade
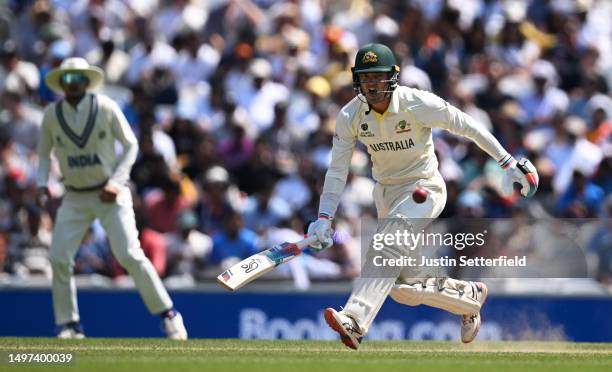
[216,235,318,291]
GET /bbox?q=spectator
[145,176,191,234]
[120,205,169,278]
[273,156,313,212]
[242,177,291,234]
[0,90,42,151]
[260,102,294,153]
[173,31,221,90]
[167,114,203,160]
[240,58,289,134]
[131,133,171,194]
[125,17,177,86]
[165,210,212,278]
[557,169,605,217]
[235,139,281,195]
[7,204,52,279]
[74,226,113,276]
[181,134,220,182]
[217,122,254,171]
[0,40,40,97]
[197,166,239,235]
[519,59,569,127]
[588,196,612,284]
[138,111,177,171]
[286,75,328,141]
[86,35,129,85]
[553,116,603,195]
[209,209,259,268]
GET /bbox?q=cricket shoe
[324,308,363,350]
[461,282,488,343]
[163,312,188,340]
[56,322,85,339]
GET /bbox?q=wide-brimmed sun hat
[45,57,104,94]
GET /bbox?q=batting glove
[307,218,334,251]
[500,156,539,198]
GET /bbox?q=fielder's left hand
[501,157,539,198]
[99,184,119,203]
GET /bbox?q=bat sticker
[221,269,233,282]
[242,258,261,273]
[266,243,301,265]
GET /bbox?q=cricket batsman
[307,44,538,349]
[37,58,187,339]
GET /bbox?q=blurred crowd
[0,0,610,288]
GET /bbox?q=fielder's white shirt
[37,93,138,190]
[319,86,509,218]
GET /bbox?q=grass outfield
[1,338,611,372]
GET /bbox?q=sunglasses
[61,72,88,84]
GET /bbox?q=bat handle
[297,235,320,249]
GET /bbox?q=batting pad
[389,277,481,315]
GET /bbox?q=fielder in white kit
[307,44,539,349]
[37,58,187,339]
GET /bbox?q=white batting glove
[500,156,539,198]
[307,218,333,251]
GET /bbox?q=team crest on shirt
[55,136,64,147]
[98,130,106,140]
[362,51,378,64]
[395,120,411,134]
[359,123,375,137]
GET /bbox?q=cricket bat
[217,235,319,291]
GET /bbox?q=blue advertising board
[1,289,611,342]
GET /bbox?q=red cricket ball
[412,187,428,203]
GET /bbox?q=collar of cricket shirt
[69,94,91,113]
[55,94,98,149]
[369,89,400,121]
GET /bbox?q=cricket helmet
[351,43,400,95]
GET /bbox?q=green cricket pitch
[1,338,611,372]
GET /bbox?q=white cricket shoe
[163,312,188,340]
[57,322,85,339]
[461,282,488,343]
[324,308,363,350]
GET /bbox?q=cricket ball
[412,187,428,203]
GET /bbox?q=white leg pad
[389,277,481,315]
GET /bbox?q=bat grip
[296,235,320,249]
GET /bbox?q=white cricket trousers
[342,171,447,333]
[49,187,173,325]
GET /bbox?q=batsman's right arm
[318,110,357,219]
